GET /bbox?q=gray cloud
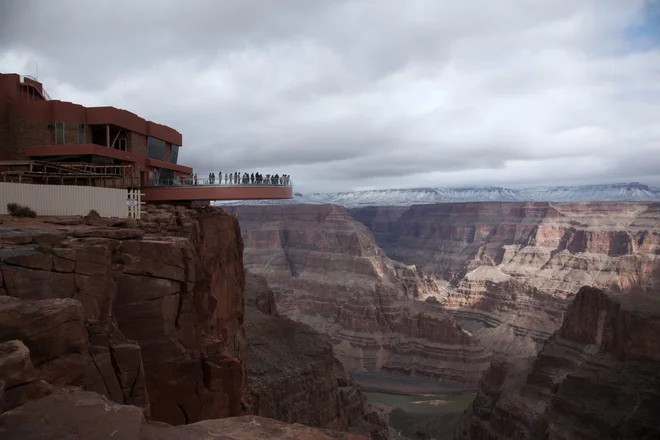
[1,0,659,193]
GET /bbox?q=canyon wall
[454,286,660,440]
[244,272,388,440]
[351,202,660,356]
[0,208,248,424]
[225,205,491,386]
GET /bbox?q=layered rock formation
[244,272,389,440]
[351,202,660,356]
[225,205,491,386]
[0,388,369,440]
[454,286,660,440]
[0,208,248,424]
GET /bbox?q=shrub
[116,216,139,228]
[35,243,55,255]
[87,209,101,218]
[7,203,37,218]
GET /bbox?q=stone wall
[130,131,147,156]
[0,114,50,159]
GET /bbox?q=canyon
[225,205,492,386]
[454,286,660,440]
[0,207,383,440]
[2,201,659,439]
[351,202,660,357]
[227,202,660,388]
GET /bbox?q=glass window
[170,145,179,164]
[78,124,85,144]
[146,136,166,161]
[158,168,175,185]
[55,122,65,144]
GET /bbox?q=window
[78,124,85,144]
[170,145,179,164]
[55,122,65,144]
[146,136,166,161]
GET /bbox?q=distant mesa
[217,182,660,207]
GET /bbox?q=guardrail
[147,177,293,188]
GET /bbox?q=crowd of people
[190,171,291,186]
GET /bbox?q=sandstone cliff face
[244,272,389,440]
[454,286,660,440]
[225,205,491,386]
[351,202,660,356]
[0,208,248,425]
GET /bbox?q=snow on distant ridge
[215,182,660,207]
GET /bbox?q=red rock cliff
[0,207,248,424]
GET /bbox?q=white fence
[127,189,142,220]
[0,182,135,218]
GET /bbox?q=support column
[106,125,110,147]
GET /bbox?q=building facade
[0,73,190,187]
[0,73,292,203]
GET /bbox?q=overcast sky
[1,0,659,193]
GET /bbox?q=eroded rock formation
[225,205,492,386]
[351,202,660,356]
[0,208,248,424]
[454,286,660,440]
[244,272,389,439]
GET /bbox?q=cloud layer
[1,0,659,192]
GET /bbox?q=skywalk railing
[147,177,293,188]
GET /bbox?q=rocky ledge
[454,286,660,440]
[0,389,369,440]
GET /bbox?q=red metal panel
[144,158,192,174]
[142,186,294,202]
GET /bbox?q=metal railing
[147,177,293,188]
[22,75,52,100]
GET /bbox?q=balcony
[142,177,294,203]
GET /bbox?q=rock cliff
[454,286,660,440]
[0,208,248,424]
[225,205,491,386]
[351,202,660,356]
[244,272,389,440]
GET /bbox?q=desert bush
[87,209,101,218]
[116,216,139,228]
[7,202,37,218]
[35,243,55,255]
